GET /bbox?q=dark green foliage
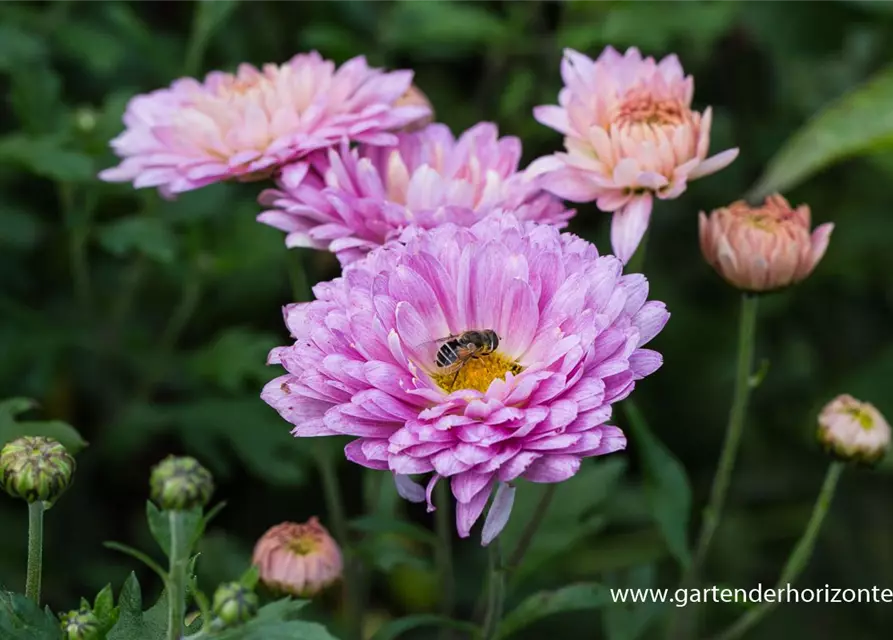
[1,1,893,639]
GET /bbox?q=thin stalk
[712,461,844,640]
[167,511,188,640]
[24,501,45,603]
[481,540,506,640]
[506,484,556,571]
[318,450,361,639]
[689,294,759,578]
[59,183,93,313]
[435,480,455,638]
[669,293,759,639]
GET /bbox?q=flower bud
[212,581,258,628]
[699,194,833,292]
[817,394,891,465]
[59,608,100,640]
[394,84,434,133]
[0,436,75,504]
[149,455,213,511]
[252,518,343,597]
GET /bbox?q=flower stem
[435,480,455,638]
[669,293,759,639]
[690,293,759,577]
[481,539,506,640]
[712,461,844,640]
[317,450,361,639]
[167,511,188,640]
[506,483,556,572]
[24,501,44,603]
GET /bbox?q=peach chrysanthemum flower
[699,194,833,292]
[99,52,429,195]
[532,46,739,263]
[818,395,890,465]
[252,518,343,597]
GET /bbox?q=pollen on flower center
[286,536,319,556]
[431,352,523,394]
[846,406,875,431]
[613,92,687,127]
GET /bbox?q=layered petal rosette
[99,52,429,194]
[533,46,740,263]
[262,215,669,541]
[257,122,573,264]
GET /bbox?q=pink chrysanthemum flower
[257,122,574,264]
[532,46,740,263]
[262,214,668,542]
[99,52,429,195]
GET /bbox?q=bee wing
[411,333,460,351]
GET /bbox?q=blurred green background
[2,1,893,638]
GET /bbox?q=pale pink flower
[262,214,668,542]
[818,394,890,465]
[252,518,343,597]
[699,194,833,292]
[257,122,573,264]
[99,52,429,195]
[532,46,740,263]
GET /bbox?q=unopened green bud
[149,455,214,511]
[60,608,100,640]
[212,581,258,628]
[0,436,75,504]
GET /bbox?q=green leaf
[189,328,279,392]
[349,515,439,546]
[92,583,119,635]
[8,63,63,135]
[751,64,893,197]
[102,542,167,581]
[382,0,508,57]
[371,614,481,640]
[0,397,88,454]
[0,591,62,639]
[107,573,167,640]
[623,402,692,569]
[146,502,204,559]
[499,458,626,579]
[0,135,93,182]
[0,25,46,71]
[239,565,260,590]
[185,0,240,74]
[602,566,662,640]
[210,599,329,640]
[97,216,178,264]
[495,583,611,640]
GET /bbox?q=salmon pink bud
[0,436,75,505]
[252,518,343,597]
[817,394,890,465]
[699,194,833,292]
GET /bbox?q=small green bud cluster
[149,455,214,511]
[59,608,100,640]
[0,436,75,504]
[212,581,259,628]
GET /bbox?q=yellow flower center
[431,352,523,394]
[286,536,319,556]
[614,92,687,127]
[846,406,875,430]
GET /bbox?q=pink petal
[481,482,516,546]
[610,195,653,264]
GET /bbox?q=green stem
[670,293,759,640]
[435,481,455,638]
[506,484,556,572]
[481,540,506,640]
[167,511,188,640]
[318,450,361,639]
[689,293,759,578]
[60,183,93,313]
[24,501,44,603]
[712,461,844,640]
